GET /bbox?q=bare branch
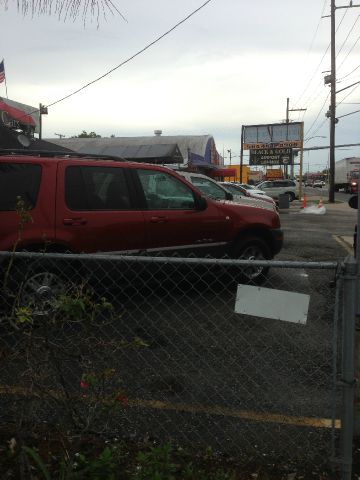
[1,0,127,25]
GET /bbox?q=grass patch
[0,431,337,480]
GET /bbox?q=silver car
[176,172,277,211]
[256,179,298,202]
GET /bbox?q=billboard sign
[243,122,303,150]
[249,147,293,166]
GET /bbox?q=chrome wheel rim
[20,272,65,315]
[239,245,265,280]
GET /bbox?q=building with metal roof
[46,133,233,176]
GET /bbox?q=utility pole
[286,98,306,123]
[326,0,360,203]
[54,133,66,139]
[286,98,306,178]
[240,126,244,183]
[38,103,48,140]
[329,0,336,203]
[227,149,232,165]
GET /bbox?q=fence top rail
[0,251,339,270]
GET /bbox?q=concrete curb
[279,199,353,214]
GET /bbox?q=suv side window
[191,176,227,200]
[65,166,132,210]
[0,163,41,211]
[137,169,196,209]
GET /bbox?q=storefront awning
[211,168,236,177]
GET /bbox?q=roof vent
[154,129,162,136]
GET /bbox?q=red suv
[0,152,283,283]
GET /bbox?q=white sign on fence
[234,285,310,325]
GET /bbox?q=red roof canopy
[211,168,236,177]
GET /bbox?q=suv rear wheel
[232,236,272,283]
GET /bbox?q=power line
[292,0,328,107]
[307,0,329,56]
[294,6,347,108]
[295,5,350,150]
[338,64,360,80]
[336,14,359,58]
[337,31,360,72]
[46,0,214,109]
[337,108,360,118]
[337,80,360,104]
[301,7,354,119]
[304,90,330,138]
[293,45,330,108]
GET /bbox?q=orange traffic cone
[301,195,307,209]
[318,197,323,208]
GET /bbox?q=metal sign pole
[298,122,304,202]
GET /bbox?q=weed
[23,445,119,480]
[134,443,176,480]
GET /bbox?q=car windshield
[191,176,227,200]
[221,184,244,196]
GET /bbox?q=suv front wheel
[232,235,272,283]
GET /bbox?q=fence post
[341,256,357,480]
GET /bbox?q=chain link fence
[0,251,345,473]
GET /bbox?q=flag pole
[3,59,8,98]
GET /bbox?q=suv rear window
[65,166,132,211]
[0,163,41,211]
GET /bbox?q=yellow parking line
[131,399,340,429]
[0,385,340,429]
[333,235,353,255]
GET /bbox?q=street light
[305,135,327,143]
[304,136,327,175]
[227,149,232,165]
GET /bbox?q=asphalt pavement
[1,194,357,470]
[278,192,357,258]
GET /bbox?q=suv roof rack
[0,149,126,162]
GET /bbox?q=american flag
[0,61,5,83]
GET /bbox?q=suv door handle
[150,216,168,223]
[63,218,88,226]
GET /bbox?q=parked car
[234,183,269,196]
[0,152,283,302]
[313,180,326,188]
[176,172,277,212]
[256,179,298,202]
[220,182,276,207]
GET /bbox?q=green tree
[74,131,101,138]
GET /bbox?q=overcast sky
[0,0,359,171]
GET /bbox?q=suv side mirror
[196,195,207,211]
[349,195,358,209]
[225,191,233,201]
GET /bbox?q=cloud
[0,0,359,170]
